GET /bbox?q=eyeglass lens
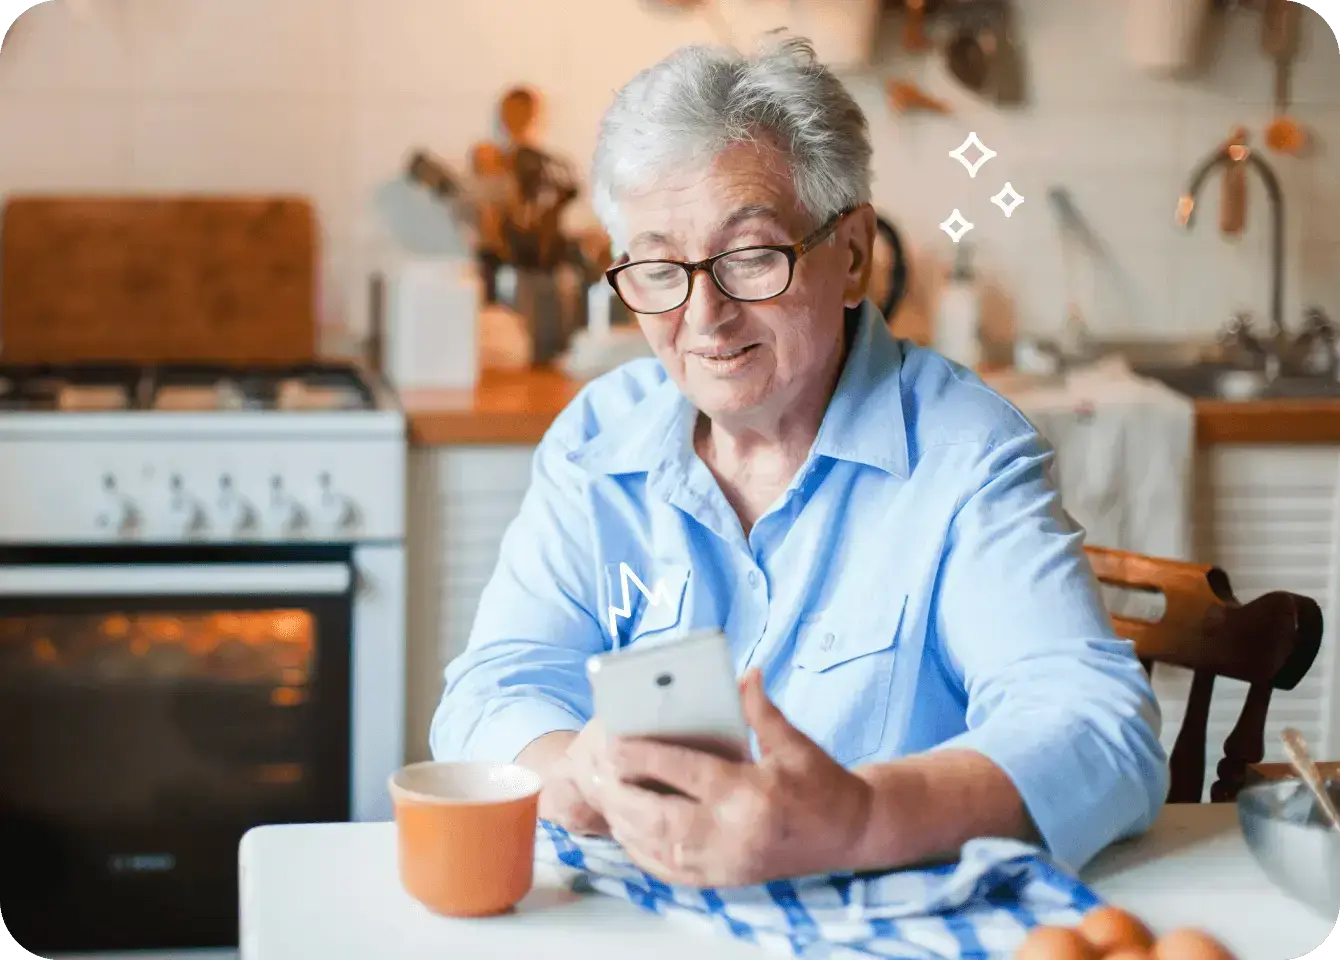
[615,248,790,313]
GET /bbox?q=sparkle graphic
[948,131,998,179]
[939,209,975,244]
[606,563,673,642]
[992,182,1026,218]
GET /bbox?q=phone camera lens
[655,673,674,688]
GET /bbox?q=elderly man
[431,36,1168,887]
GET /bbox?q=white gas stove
[0,361,405,544]
[0,360,407,958]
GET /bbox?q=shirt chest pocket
[786,594,909,766]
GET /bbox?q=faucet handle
[1301,306,1335,336]
[1219,311,1257,343]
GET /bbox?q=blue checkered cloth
[536,820,1102,959]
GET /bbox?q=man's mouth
[692,344,759,361]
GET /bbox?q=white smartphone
[586,628,752,769]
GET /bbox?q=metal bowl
[1237,778,1340,919]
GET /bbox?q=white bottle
[933,244,981,370]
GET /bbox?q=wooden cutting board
[0,195,317,365]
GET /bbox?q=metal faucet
[1177,132,1296,377]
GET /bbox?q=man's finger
[607,737,736,802]
[610,823,702,888]
[600,777,698,844]
[740,668,802,756]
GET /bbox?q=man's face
[614,141,872,424]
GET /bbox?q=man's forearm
[515,730,579,781]
[845,749,1036,872]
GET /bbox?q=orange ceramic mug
[389,760,544,917]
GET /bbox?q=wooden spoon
[1220,127,1249,238]
[1282,727,1340,833]
[886,79,952,115]
[1263,0,1307,155]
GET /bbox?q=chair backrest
[1084,546,1323,804]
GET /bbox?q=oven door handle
[0,563,352,597]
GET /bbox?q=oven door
[0,546,354,955]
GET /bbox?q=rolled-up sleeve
[429,417,605,764]
[931,430,1170,872]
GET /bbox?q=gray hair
[590,35,873,250]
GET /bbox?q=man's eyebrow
[716,204,782,233]
[629,229,677,248]
[627,205,783,251]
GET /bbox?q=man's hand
[517,724,612,837]
[590,668,872,887]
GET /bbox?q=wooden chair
[1084,545,1323,804]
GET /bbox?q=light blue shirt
[431,302,1169,872]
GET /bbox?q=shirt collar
[570,300,910,479]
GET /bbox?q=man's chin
[684,378,772,422]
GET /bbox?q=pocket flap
[603,561,691,645]
[793,594,908,673]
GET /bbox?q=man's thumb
[740,668,793,753]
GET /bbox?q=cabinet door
[404,446,536,764]
[1159,446,1340,781]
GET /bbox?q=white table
[238,805,1338,960]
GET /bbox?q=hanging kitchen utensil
[1047,187,1095,362]
[885,79,952,115]
[1220,127,1249,238]
[990,1,1027,106]
[946,21,991,96]
[1263,0,1307,155]
[868,214,910,322]
[904,0,929,51]
[944,1,1009,100]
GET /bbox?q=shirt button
[821,632,836,651]
[747,570,761,588]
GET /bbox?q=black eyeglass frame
[604,207,855,316]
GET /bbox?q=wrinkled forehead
[615,140,809,256]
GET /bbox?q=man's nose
[682,268,732,333]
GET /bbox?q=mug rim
[388,760,543,807]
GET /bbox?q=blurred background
[0,1,1337,956]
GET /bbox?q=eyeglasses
[604,208,853,316]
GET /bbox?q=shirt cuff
[934,716,1163,873]
[462,696,587,765]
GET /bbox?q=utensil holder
[1125,0,1211,75]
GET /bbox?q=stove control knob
[314,472,359,534]
[95,474,140,537]
[167,473,208,539]
[266,476,308,538]
[215,474,258,536]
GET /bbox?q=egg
[1152,929,1238,960]
[1105,950,1152,960]
[1015,925,1099,960]
[1077,905,1157,954]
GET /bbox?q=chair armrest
[1245,761,1340,785]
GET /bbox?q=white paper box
[386,259,481,391]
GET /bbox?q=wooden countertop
[402,368,580,446]
[403,368,1340,447]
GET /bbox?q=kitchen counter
[402,368,580,446]
[402,367,1340,447]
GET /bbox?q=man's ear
[842,204,878,309]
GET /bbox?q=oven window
[0,556,354,954]
[0,608,328,824]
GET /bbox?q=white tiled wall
[0,0,1337,347]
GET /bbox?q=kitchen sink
[1131,361,1340,402]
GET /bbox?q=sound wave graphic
[607,562,672,643]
